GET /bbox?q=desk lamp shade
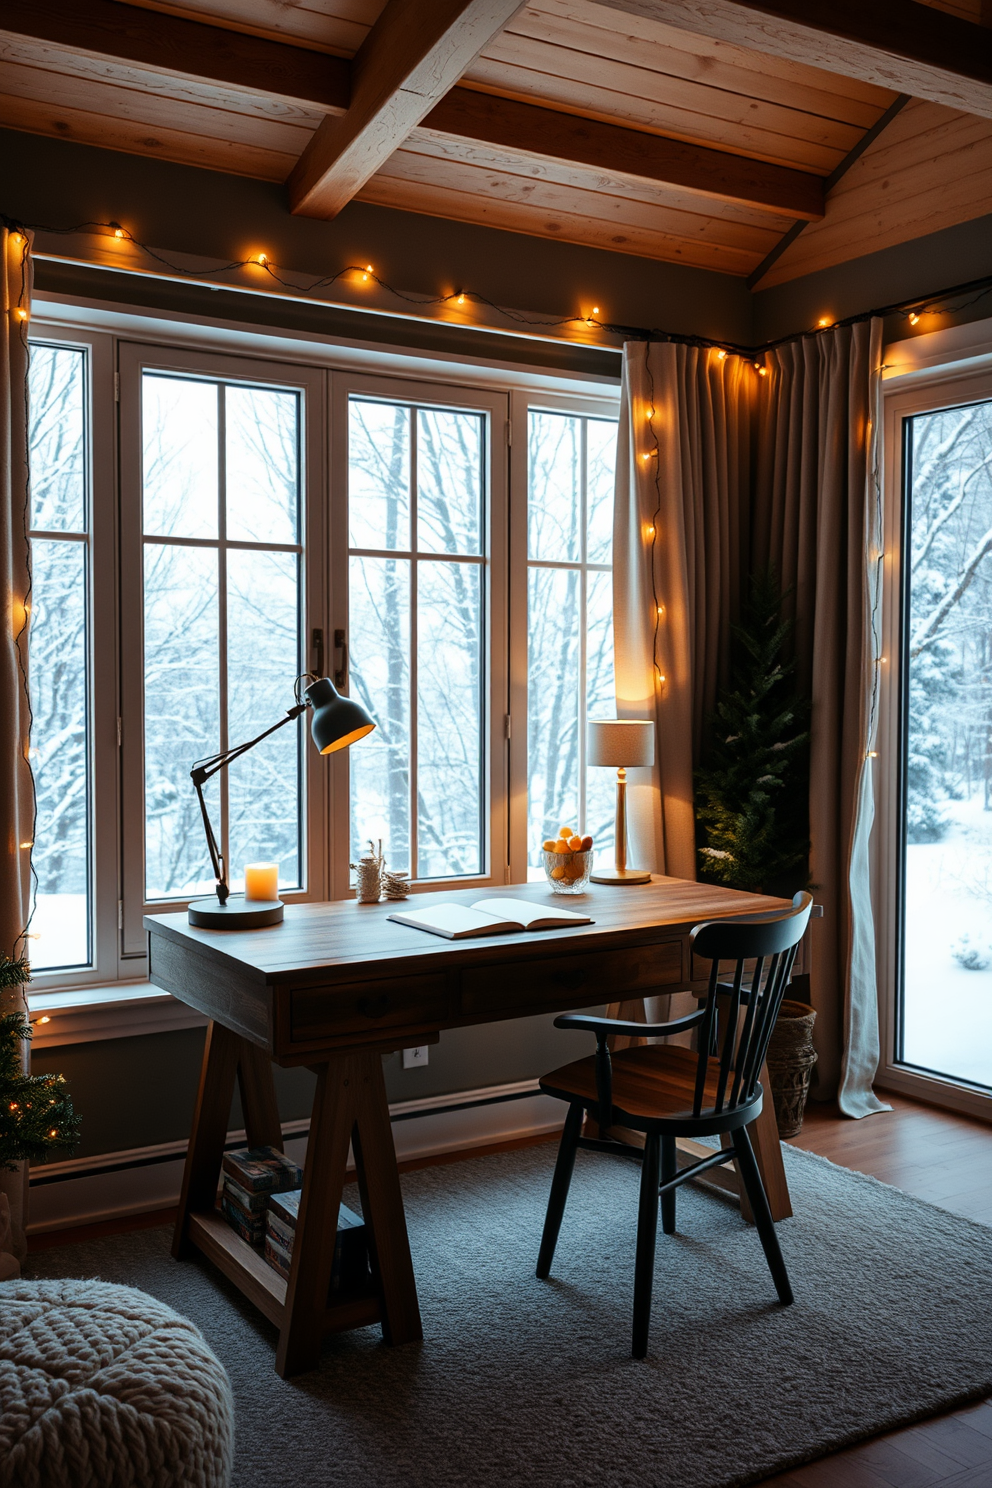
[306,677,376,754]
[587,719,655,885]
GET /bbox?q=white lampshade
[587,719,655,769]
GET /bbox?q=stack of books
[264,1188,370,1294]
[221,1145,303,1247]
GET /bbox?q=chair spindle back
[688,892,812,1120]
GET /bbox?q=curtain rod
[4,213,991,364]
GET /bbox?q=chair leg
[731,1126,794,1306]
[536,1103,583,1280]
[632,1132,661,1359]
[660,1135,677,1234]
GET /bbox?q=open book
[387,898,593,940]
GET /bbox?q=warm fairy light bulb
[817,317,831,328]
[658,674,666,683]
[758,365,768,375]
[114,228,125,240]
[645,525,655,538]
[592,306,600,315]
[717,349,727,361]
[15,308,28,321]
[868,750,878,759]
[19,841,32,849]
[361,264,374,281]
[657,605,665,616]
[257,253,267,265]
[908,312,920,325]
[39,1016,50,1024]
[457,293,466,306]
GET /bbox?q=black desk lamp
[187,674,376,928]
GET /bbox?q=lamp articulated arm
[189,704,307,905]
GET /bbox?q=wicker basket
[766,999,817,1138]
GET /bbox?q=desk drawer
[290,973,448,1042]
[461,940,682,1018]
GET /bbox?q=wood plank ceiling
[0,0,990,284]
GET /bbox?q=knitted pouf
[0,1279,234,1488]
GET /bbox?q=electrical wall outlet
[402,1045,429,1069]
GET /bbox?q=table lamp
[587,719,655,885]
[187,673,376,928]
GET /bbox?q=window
[523,406,618,876]
[336,377,506,888]
[899,394,992,1094]
[25,314,617,995]
[879,361,992,1119]
[26,344,91,971]
[120,345,326,953]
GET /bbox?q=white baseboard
[27,1081,564,1235]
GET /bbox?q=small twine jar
[351,839,383,903]
[766,999,817,1139]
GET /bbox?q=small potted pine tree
[1,954,80,1275]
[694,572,817,1136]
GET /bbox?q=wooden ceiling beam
[420,89,824,220]
[596,0,992,119]
[0,0,350,114]
[287,0,526,219]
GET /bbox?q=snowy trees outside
[141,375,303,903]
[904,398,992,1089]
[346,401,618,882]
[526,412,616,873]
[27,345,90,970]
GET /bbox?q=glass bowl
[543,849,593,895]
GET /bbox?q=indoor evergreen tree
[0,956,80,1171]
[695,571,810,894]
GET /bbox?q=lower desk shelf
[188,1209,381,1335]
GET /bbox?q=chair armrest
[553,1009,705,1039]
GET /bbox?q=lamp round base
[187,897,284,929]
[590,868,652,886]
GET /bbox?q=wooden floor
[29,1095,992,1485]
[761,1092,992,1488]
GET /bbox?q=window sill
[28,983,208,1048]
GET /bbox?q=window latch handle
[334,628,348,688]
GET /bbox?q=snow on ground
[904,794,992,1089]
[27,894,88,973]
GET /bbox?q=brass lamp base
[591,868,652,885]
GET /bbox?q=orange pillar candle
[244,862,279,902]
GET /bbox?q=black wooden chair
[536,891,813,1358]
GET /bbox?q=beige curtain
[752,320,888,1117]
[1,224,34,1275]
[614,322,887,1117]
[613,339,754,879]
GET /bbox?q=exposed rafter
[0,0,828,224]
[597,0,992,120]
[419,90,824,220]
[287,0,526,219]
[0,0,349,114]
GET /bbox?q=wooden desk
[146,875,791,1376]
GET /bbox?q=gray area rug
[24,1143,992,1488]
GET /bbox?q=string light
[457,293,466,306]
[758,365,767,375]
[908,312,920,325]
[39,1016,51,1024]
[18,841,32,849]
[114,228,125,240]
[657,605,665,616]
[361,264,373,281]
[256,253,267,265]
[867,750,878,759]
[645,525,655,538]
[716,349,727,360]
[15,308,28,321]
[817,317,831,328]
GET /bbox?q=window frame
[507,389,621,886]
[117,341,329,961]
[328,369,509,898]
[877,361,992,1122]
